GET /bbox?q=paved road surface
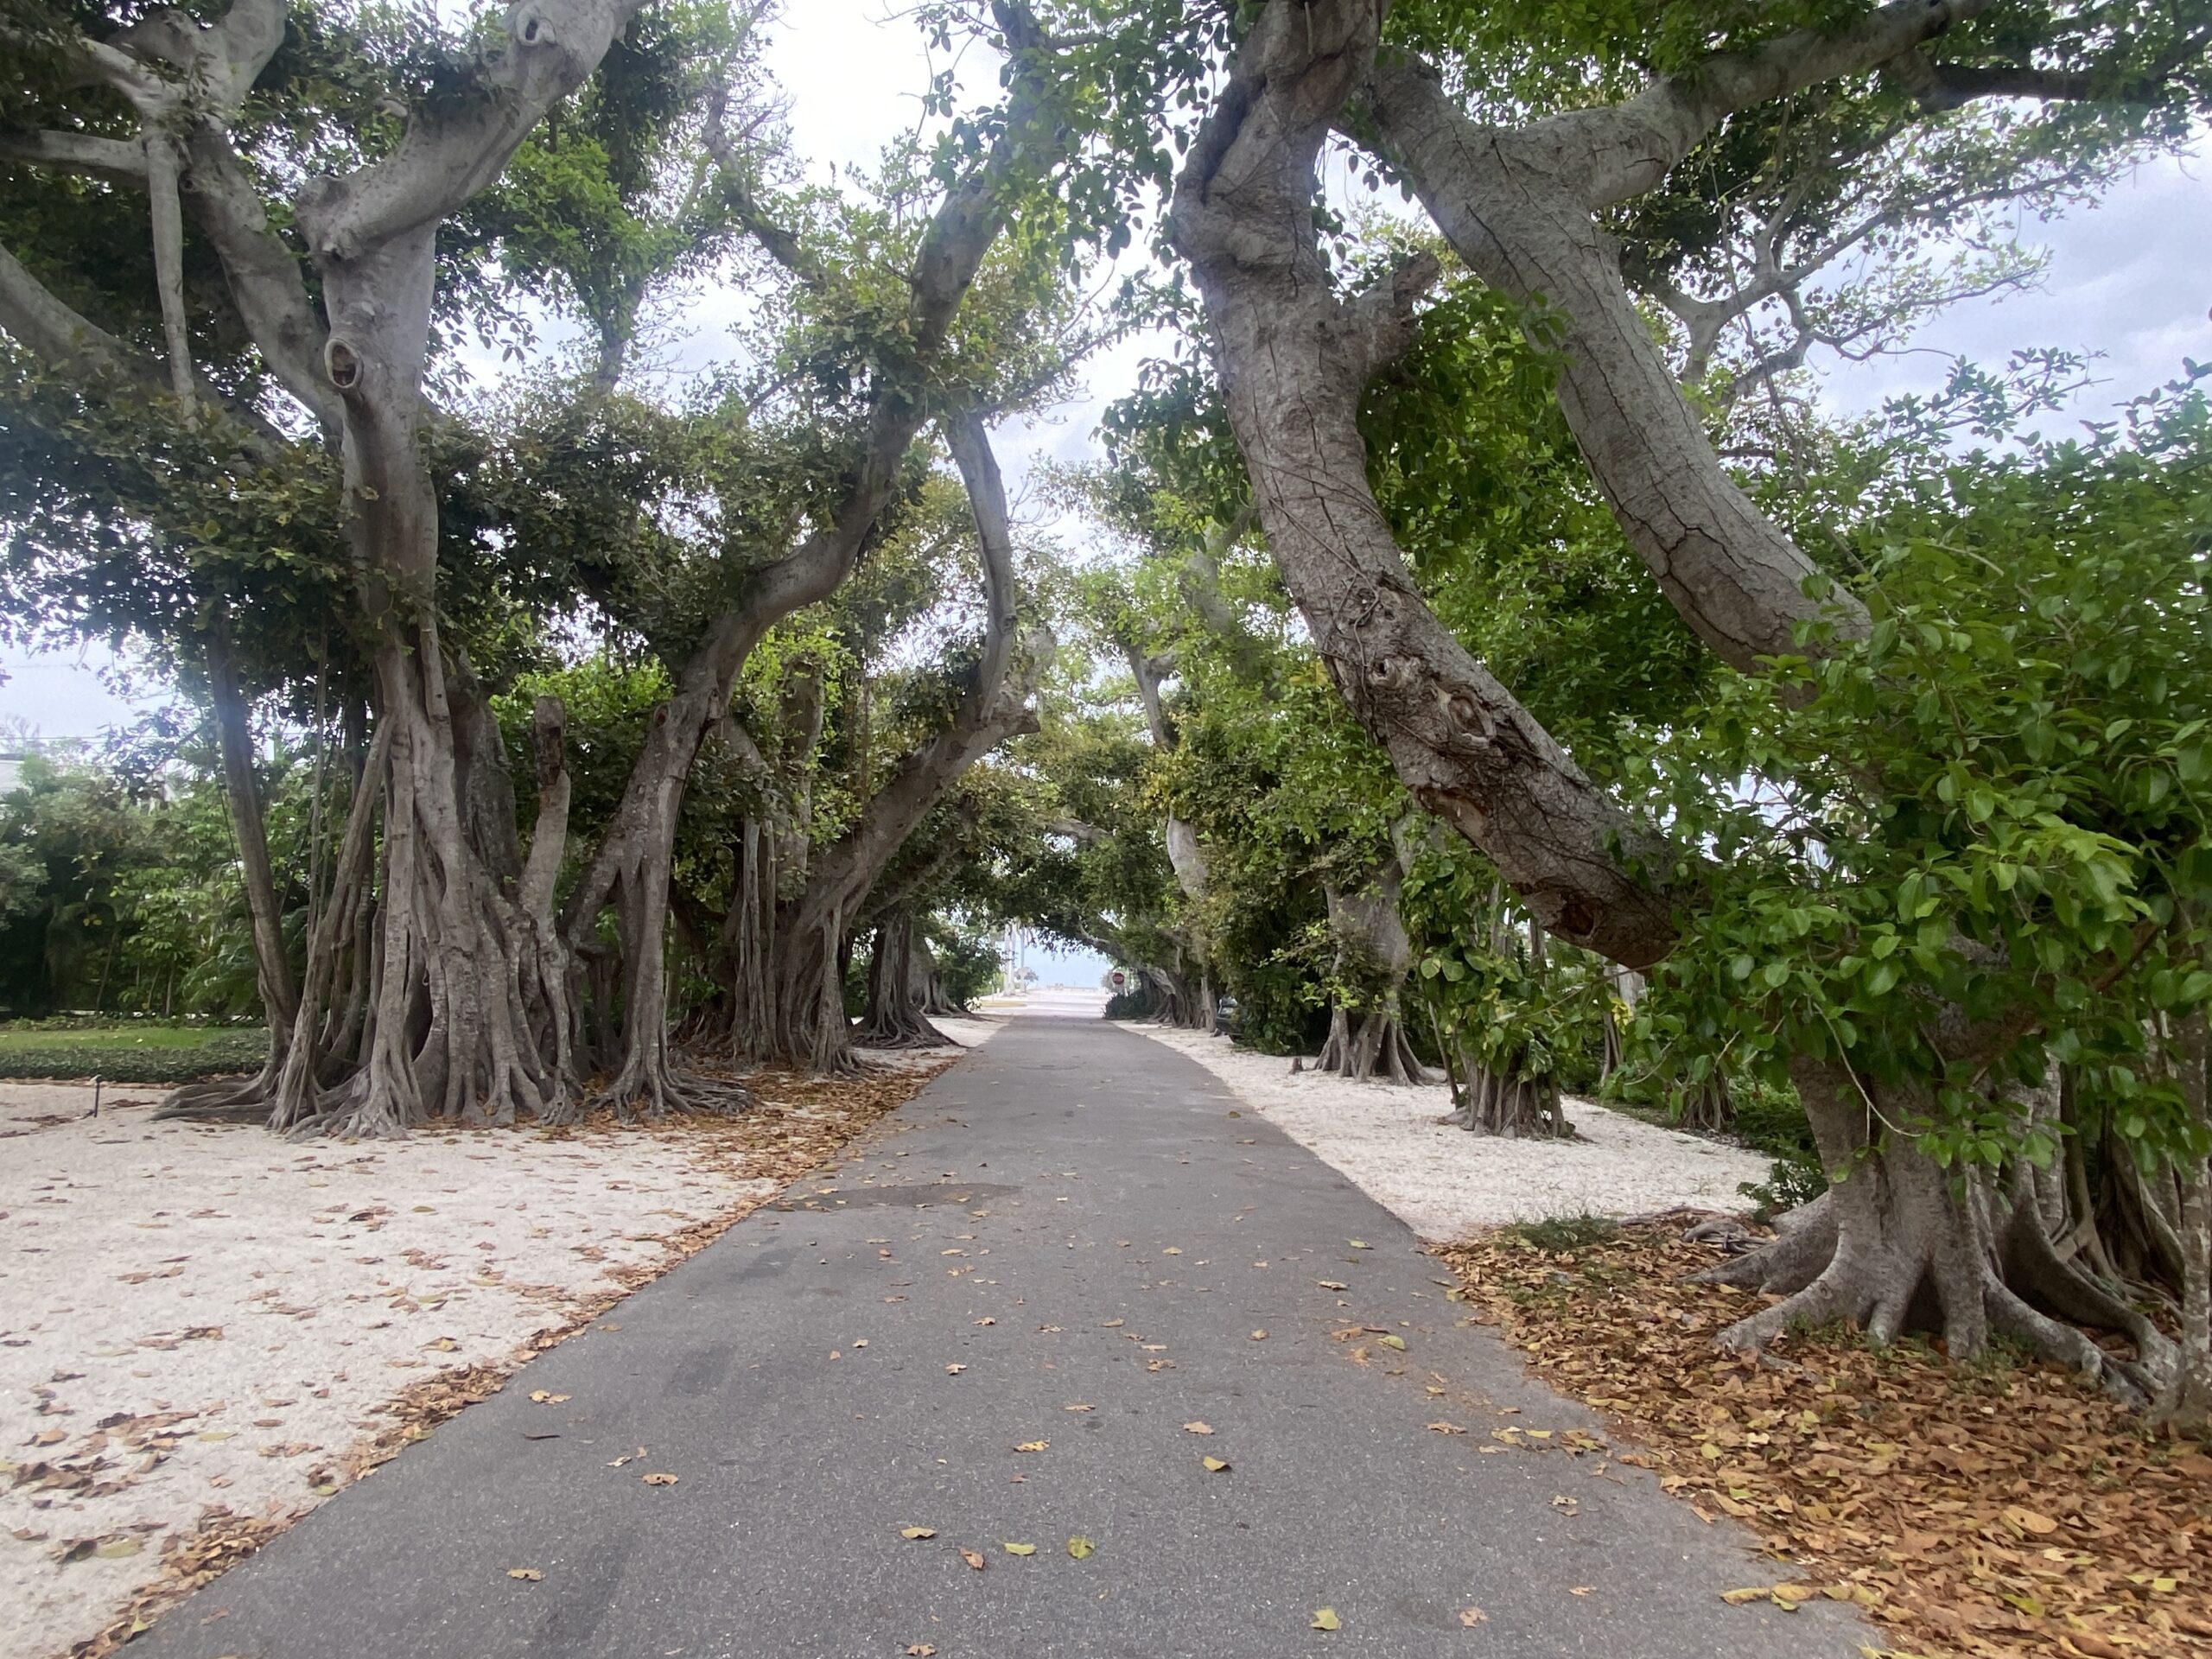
[133,1014,1862,1658]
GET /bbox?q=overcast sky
[6,2,2209,758]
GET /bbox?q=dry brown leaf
[640,1472,677,1487]
[1183,1421,1214,1435]
[1459,1607,1487,1626]
[506,1568,543,1581]
[960,1548,985,1572]
[899,1527,936,1540]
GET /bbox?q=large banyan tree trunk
[556,619,762,1119]
[737,416,1043,1075]
[1700,1061,2173,1400]
[853,908,952,1049]
[1314,864,1433,1085]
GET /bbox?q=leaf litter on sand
[1436,1221,2212,1659]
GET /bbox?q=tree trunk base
[1694,1063,2168,1404]
[1317,1006,1433,1084]
[1443,1058,1567,1136]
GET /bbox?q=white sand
[1,1021,995,1659]
[1128,1024,1771,1241]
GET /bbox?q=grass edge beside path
[1439,1221,2212,1659]
[70,1055,961,1659]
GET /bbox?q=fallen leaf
[1249,1330,1268,1341]
[1065,1403,1095,1413]
[506,1568,543,1581]
[906,1646,936,1657]
[1427,1422,1467,1434]
[1184,1421,1215,1435]
[1002,1542,1037,1556]
[640,1472,678,1486]
[1459,1607,1488,1626]
[1318,1280,1347,1291]
[899,1527,937,1541]
[945,1364,966,1376]
[1567,1586,1592,1597]
[93,1537,143,1560]
[1347,1240,1370,1250]
[1066,1535,1096,1559]
[2004,1505,2059,1536]
[1377,1334,1407,1351]
[527,1391,570,1405]
[1200,1456,1230,1473]
[1014,1440,1049,1452]
[1311,1608,1341,1631]
[960,1548,985,1571]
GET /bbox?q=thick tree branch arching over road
[1167,0,1686,970]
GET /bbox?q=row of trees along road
[3,1,2210,1427]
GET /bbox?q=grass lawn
[0,1022,265,1081]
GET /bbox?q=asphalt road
[130,1014,1864,1659]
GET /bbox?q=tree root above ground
[1439,1223,2212,1659]
[1694,1067,2171,1404]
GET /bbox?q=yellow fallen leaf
[1348,1240,1370,1249]
[1066,1535,1095,1559]
[528,1391,569,1405]
[960,1548,985,1571]
[1250,1330,1268,1340]
[1311,1608,1341,1630]
[1377,1334,1407,1351]
[506,1568,543,1581]
[1720,1587,1770,1605]
[900,1527,936,1540]
[1015,1440,1049,1452]
[93,1538,143,1560]
[1201,1456,1230,1472]
[1002,1542,1036,1556]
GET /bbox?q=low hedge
[0,1031,267,1083]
